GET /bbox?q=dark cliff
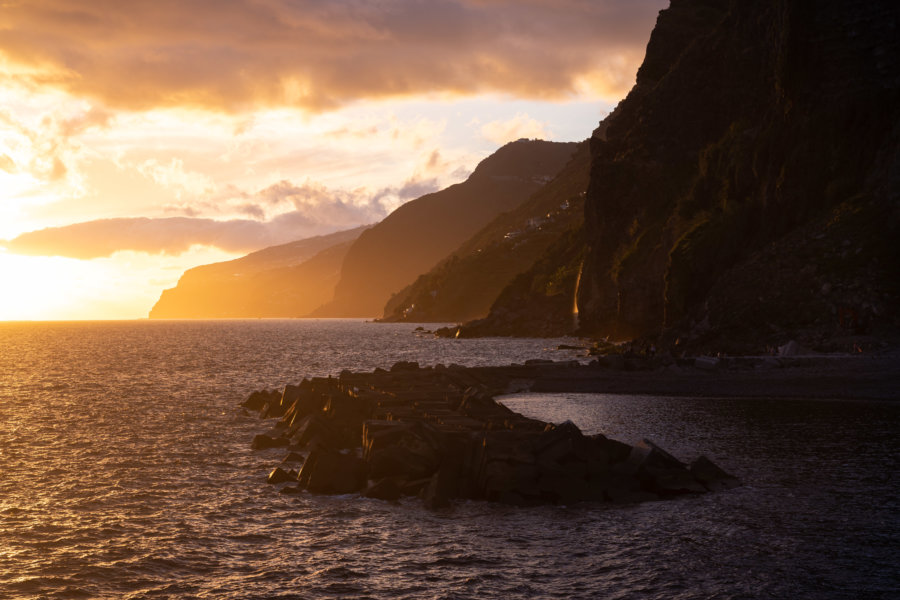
[149,226,367,318]
[312,140,578,317]
[580,0,900,343]
[457,0,900,350]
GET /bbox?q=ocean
[0,320,897,599]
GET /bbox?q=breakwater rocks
[243,361,740,507]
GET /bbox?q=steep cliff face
[313,140,578,317]
[456,0,900,348]
[578,0,900,342]
[381,142,590,323]
[149,226,367,318]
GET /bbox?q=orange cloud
[4,217,281,259]
[0,0,666,112]
[3,216,342,259]
[1,175,404,258]
[1,167,453,259]
[0,153,16,173]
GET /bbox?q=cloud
[0,0,667,112]
[0,154,17,173]
[0,163,460,258]
[4,217,265,259]
[2,216,339,259]
[0,104,110,185]
[58,106,114,138]
[425,150,444,172]
[48,155,67,181]
[137,157,215,199]
[480,112,552,145]
[2,177,396,258]
[394,176,441,201]
[257,180,391,223]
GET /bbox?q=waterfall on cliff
[572,259,584,331]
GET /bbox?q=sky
[0,0,668,319]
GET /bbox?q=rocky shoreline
[242,359,754,508]
[530,350,900,401]
[244,353,897,507]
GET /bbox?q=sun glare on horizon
[0,245,244,320]
[0,253,98,320]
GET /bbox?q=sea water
[0,320,897,599]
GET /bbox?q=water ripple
[0,321,897,599]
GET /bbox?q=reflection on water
[0,321,897,599]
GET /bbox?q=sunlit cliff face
[0,0,666,319]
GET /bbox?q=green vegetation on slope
[382,141,590,323]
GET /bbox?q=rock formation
[245,361,740,507]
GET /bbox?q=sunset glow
[2,2,897,598]
[0,0,667,319]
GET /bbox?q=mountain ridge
[311,139,579,317]
[381,141,590,323]
[148,226,369,318]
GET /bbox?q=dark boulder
[260,401,286,419]
[281,451,305,464]
[365,421,440,480]
[290,414,344,450]
[602,437,634,464]
[420,438,474,508]
[400,478,430,497]
[368,443,439,481]
[421,475,452,510]
[242,389,278,412]
[363,420,411,457]
[618,439,706,496]
[651,469,707,495]
[322,394,368,444]
[390,361,419,372]
[538,469,590,505]
[535,420,585,464]
[300,449,368,495]
[363,478,402,502]
[282,391,329,428]
[280,384,302,409]
[587,472,642,502]
[689,455,741,491]
[267,466,296,484]
[458,386,515,420]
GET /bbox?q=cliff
[453,0,900,351]
[381,141,590,323]
[311,140,578,317]
[149,226,367,318]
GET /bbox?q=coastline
[245,359,744,507]
[244,351,896,508]
[528,352,900,401]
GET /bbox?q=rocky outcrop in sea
[244,361,740,507]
